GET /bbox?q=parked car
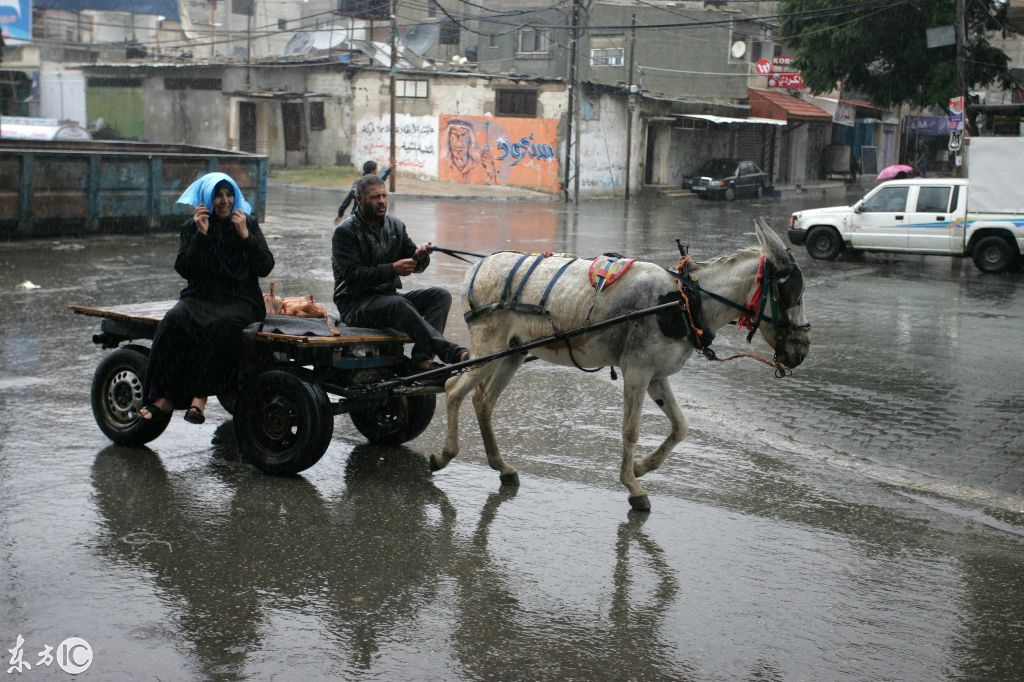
[689,159,768,201]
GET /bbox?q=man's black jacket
[331,209,429,308]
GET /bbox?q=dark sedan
[689,159,768,201]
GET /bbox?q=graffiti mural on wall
[438,115,560,193]
[354,115,439,178]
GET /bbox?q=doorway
[239,101,257,153]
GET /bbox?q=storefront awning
[681,114,787,126]
[748,88,832,123]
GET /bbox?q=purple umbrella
[877,164,915,181]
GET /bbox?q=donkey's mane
[690,245,760,272]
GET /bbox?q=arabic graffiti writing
[355,115,439,178]
[496,134,557,166]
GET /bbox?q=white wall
[578,94,629,196]
[353,114,441,179]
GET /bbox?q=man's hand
[333,215,342,226]
[414,241,432,261]
[194,205,209,235]
[231,209,249,240]
[392,258,418,276]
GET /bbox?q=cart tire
[234,369,333,475]
[91,346,170,446]
[350,394,436,446]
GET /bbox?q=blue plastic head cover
[175,172,252,215]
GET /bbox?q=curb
[269,181,559,202]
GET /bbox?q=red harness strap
[735,252,766,332]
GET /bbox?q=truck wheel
[91,346,170,446]
[972,235,1015,274]
[234,369,333,475]
[350,394,436,446]
[805,226,843,260]
[724,186,737,201]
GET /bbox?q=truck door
[904,184,957,253]
[851,185,910,249]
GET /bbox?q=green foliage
[779,0,1014,109]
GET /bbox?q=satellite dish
[730,40,747,59]
[285,32,315,56]
[401,23,440,56]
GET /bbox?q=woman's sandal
[139,402,171,421]
[184,405,206,425]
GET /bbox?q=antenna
[285,32,314,56]
[400,23,439,56]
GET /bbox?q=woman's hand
[194,205,209,235]
[231,209,249,240]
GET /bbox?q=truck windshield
[862,187,909,213]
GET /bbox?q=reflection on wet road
[0,185,1022,679]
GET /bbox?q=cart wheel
[350,394,436,446]
[234,369,333,475]
[91,346,170,446]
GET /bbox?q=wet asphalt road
[1,184,1022,680]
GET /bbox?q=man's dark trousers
[338,288,462,364]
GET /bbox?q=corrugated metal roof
[748,88,832,122]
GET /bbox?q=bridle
[670,248,810,376]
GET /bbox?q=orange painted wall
[438,115,561,194]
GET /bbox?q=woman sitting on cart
[139,172,275,424]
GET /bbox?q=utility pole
[573,1,588,204]
[624,13,636,200]
[954,0,967,175]
[245,1,253,88]
[210,0,217,58]
[563,0,579,202]
[389,0,398,192]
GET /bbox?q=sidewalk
[270,172,856,202]
[270,173,558,202]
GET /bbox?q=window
[862,187,908,213]
[428,0,437,18]
[915,186,952,213]
[231,0,253,16]
[517,27,550,54]
[278,18,287,30]
[738,161,760,176]
[589,35,624,66]
[396,79,429,98]
[164,78,223,90]
[309,101,326,131]
[440,19,460,45]
[495,89,537,117]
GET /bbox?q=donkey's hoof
[628,494,651,512]
[429,455,444,472]
[499,472,520,487]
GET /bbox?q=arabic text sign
[767,72,805,89]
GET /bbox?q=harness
[667,242,807,376]
[464,252,578,323]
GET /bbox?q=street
[1,184,1022,680]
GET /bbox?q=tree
[779,0,1015,110]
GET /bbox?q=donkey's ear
[754,217,790,265]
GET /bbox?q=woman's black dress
[147,214,274,404]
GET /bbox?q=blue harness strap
[511,254,548,304]
[465,253,581,323]
[538,257,577,308]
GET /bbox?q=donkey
[432,220,810,511]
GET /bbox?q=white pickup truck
[786,138,1024,273]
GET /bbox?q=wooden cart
[72,302,445,475]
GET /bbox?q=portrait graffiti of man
[442,118,497,184]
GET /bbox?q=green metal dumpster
[0,140,267,239]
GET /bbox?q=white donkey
[433,220,810,511]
